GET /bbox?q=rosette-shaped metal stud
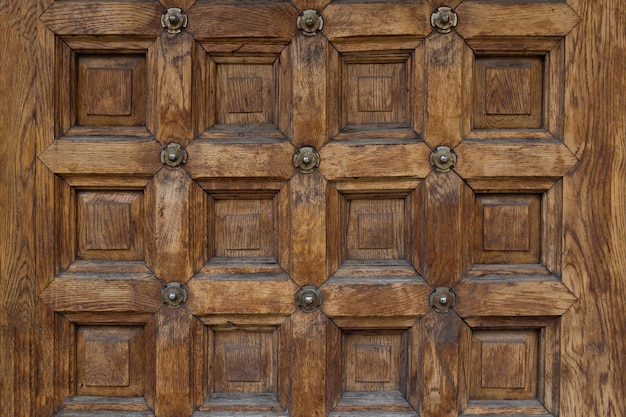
[430,145,457,173]
[296,285,323,312]
[297,9,323,36]
[431,6,457,34]
[162,7,188,34]
[429,286,456,313]
[294,146,320,173]
[161,282,188,308]
[161,143,187,167]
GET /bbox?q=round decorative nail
[429,286,456,313]
[161,143,187,168]
[294,146,320,173]
[431,6,457,34]
[297,9,323,36]
[161,282,188,308]
[162,7,188,34]
[296,285,323,312]
[430,145,457,173]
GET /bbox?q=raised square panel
[470,329,539,400]
[216,61,275,126]
[213,198,276,259]
[77,191,144,261]
[347,199,405,260]
[76,325,145,397]
[213,330,274,393]
[474,194,541,265]
[343,57,409,128]
[474,56,543,129]
[344,332,403,392]
[77,54,146,127]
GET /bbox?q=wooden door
[1,0,625,417]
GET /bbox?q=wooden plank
[185,275,297,316]
[185,141,295,179]
[419,311,466,417]
[417,172,473,288]
[323,2,431,41]
[321,279,431,319]
[289,172,327,287]
[560,0,626,415]
[424,33,470,148]
[187,2,298,41]
[39,273,163,313]
[454,276,578,318]
[154,32,194,145]
[290,34,328,150]
[39,1,164,37]
[455,2,580,39]
[319,142,431,180]
[454,141,579,179]
[38,139,162,177]
[145,169,197,283]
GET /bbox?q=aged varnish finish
[1,0,625,416]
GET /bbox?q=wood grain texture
[560,0,626,415]
[185,141,295,179]
[455,2,580,39]
[39,1,164,37]
[323,2,431,41]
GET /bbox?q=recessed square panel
[213,198,276,259]
[474,56,543,129]
[76,325,145,397]
[77,191,144,261]
[344,332,403,392]
[347,199,405,260]
[474,194,541,264]
[213,330,274,393]
[470,329,539,400]
[216,62,275,126]
[343,59,409,128]
[77,54,146,127]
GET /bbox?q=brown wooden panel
[455,276,577,317]
[76,191,144,261]
[187,2,298,41]
[323,2,431,40]
[185,141,295,180]
[320,142,431,181]
[454,141,578,179]
[39,1,164,36]
[473,194,541,265]
[76,325,145,397]
[321,279,431,319]
[331,391,418,415]
[154,32,194,145]
[39,138,161,180]
[343,332,403,392]
[474,56,543,129]
[455,2,580,39]
[424,33,470,148]
[186,275,297,316]
[77,54,146,127]
[469,329,539,401]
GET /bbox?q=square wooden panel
[77,191,144,261]
[77,54,147,127]
[213,197,277,259]
[474,56,543,129]
[469,329,539,401]
[346,198,406,261]
[213,330,275,394]
[76,325,145,397]
[474,194,541,264]
[213,57,277,127]
[343,332,405,392]
[341,55,410,130]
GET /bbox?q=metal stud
[297,9,323,36]
[161,282,188,308]
[162,7,188,34]
[429,286,456,313]
[161,143,187,168]
[430,145,457,173]
[431,6,457,34]
[296,285,323,312]
[294,146,320,173]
